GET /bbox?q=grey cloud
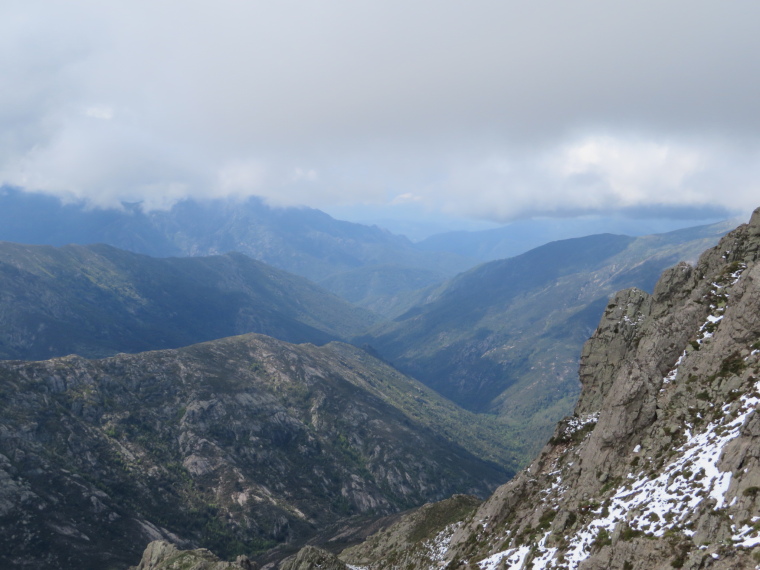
[1,1,759,219]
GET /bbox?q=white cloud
[434,136,760,222]
[84,105,114,120]
[291,168,318,183]
[391,193,423,205]
[216,160,266,197]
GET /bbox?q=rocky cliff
[328,209,760,568]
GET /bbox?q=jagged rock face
[345,209,760,568]
[0,334,507,570]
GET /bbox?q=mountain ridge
[0,188,475,302]
[0,241,378,360]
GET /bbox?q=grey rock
[278,546,347,570]
[131,540,256,570]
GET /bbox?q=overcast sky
[2,1,760,228]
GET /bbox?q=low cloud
[435,136,759,222]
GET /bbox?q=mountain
[0,188,475,301]
[0,333,514,570]
[0,242,377,360]
[359,221,734,451]
[296,207,760,569]
[416,216,736,263]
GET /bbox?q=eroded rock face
[336,209,760,568]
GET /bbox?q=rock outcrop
[341,495,481,569]
[130,540,257,570]
[320,208,760,568]
[278,546,348,570]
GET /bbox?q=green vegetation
[407,496,481,543]
[0,242,378,361]
[717,352,747,378]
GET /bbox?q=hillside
[0,242,377,360]
[321,207,760,569]
[359,221,733,450]
[0,333,514,569]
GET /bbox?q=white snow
[424,522,465,564]
[558,378,760,567]
[478,545,531,570]
[662,350,687,384]
[473,376,760,569]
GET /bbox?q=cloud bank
[1,1,759,220]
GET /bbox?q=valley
[140,208,760,569]
[0,191,750,569]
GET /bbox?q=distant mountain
[0,242,377,360]
[0,188,475,302]
[416,215,735,262]
[0,333,512,569]
[316,264,447,314]
[358,221,734,450]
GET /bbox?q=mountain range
[0,194,735,458]
[0,188,474,306]
[0,241,377,361]
[165,210,760,569]
[295,205,760,570]
[0,187,753,569]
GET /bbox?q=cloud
[83,105,114,120]
[434,135,760,222]
[1,1,759,219]
[391,193,424,205]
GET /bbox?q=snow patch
[478,545,531,570]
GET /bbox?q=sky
[2,1,760,233]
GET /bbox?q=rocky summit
[265,208,760,569]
